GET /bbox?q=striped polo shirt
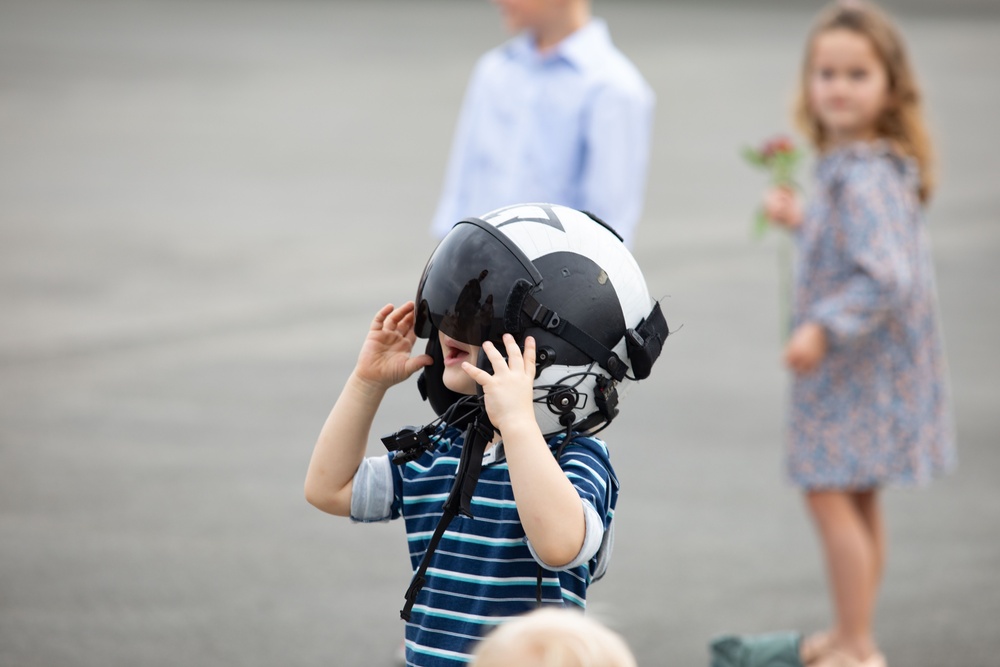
[350,426,619,666]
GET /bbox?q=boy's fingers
[398,311,413,333]
[371,303,394,330]
[522,336,536,371]
[481,340,504,368]
[461,361,487,384]
[384,302,416,330]
[385,306,406,330]
[503,334,522,363]
[406,354,434,375]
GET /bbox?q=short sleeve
[526,435,619,572]
[526,499,605,571]
[349,455,398,523]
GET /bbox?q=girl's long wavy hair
[795,0,935,203]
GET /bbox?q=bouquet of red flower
[742,135,802,238]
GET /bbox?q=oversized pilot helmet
[414,203,667,437]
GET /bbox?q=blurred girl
[762,2,956,666]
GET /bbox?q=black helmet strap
[515,288,629,382]
[507,280,669,385]
[399,411,494,622]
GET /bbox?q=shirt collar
[505,18,612,72]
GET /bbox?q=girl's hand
[763,186,804,229]
[785,322,827,374]
[354,302,433,390]
[462,334,536,434]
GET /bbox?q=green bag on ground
[709,632,803,667]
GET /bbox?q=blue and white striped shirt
[351,427,619,666]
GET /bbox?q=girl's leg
[850,489,885,587]
[805,490,880,661]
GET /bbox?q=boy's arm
[304,373,389,516]
[304,303,432,516]
[463,335,586,567]
[501,419,588,568]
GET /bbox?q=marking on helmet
[488,204,566,233]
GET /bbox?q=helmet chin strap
[399,407,494,622]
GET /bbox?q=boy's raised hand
[463,334,537,434]
[355,302,433,389]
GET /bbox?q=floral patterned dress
[787,141,956,489]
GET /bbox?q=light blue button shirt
[431,19,655,247]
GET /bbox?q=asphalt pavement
[1,1,998,665]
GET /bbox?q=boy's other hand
[463,334,537,434]
[355,302,433,390]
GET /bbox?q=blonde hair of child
[472,608,637,667]
[794,0,935,202]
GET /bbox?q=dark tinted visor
[414,219,541,346]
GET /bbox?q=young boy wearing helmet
[305,204,667,667]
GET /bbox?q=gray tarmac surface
[1,1,998,665]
